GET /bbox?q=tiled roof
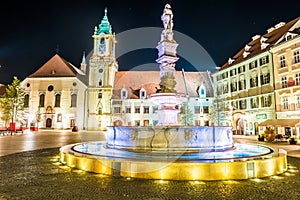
[29,54,84,78]
[220,16,300,70]
[112,71,214,99]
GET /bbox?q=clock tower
[87,8,118,130]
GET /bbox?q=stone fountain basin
[106,126,234,152]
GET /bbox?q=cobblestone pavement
[0,148,300,200]
[1,132,300,199]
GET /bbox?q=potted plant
[289,137,298,145]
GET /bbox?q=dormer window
[121,86,128,99]
[261,43,269,50]
[243,51,250,58]
[285,32,297,41]
[228,58,235,65]
[244,45,251,51]
[140,87,146,99]
[198,83,206,98]
[260,37,267,44]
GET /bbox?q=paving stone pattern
[1,148,300,200]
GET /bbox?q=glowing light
[191,180,205,185]
[52,162,62,166]
[222,180,240,184]
[250,178,263,182]
[59,165,70,170]
[271,175,283,180]
[72,169,85,173]
[288,169,299,173]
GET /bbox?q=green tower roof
[96,8,111,34]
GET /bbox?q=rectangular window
[259,56,269,66]
[261,73,270,85]
[231,81,237,92]
[114,107,121,113]
[24,94,29,108]
[194,106,200,114]
[223,83,228,93]
[152,106,158,113]
[39,94,45,107]
[135,107,140,113]
[296,96,300,109]
[295,73,300,85]
[57,113,62,122]
[251,97,258,108]
[135,120,140,126]
[238,65,245,73]
[238,80,246,90]
[293,50,300,64]
[249,61,257,70]
[222,72,228,79]
[262,96,271,107]
[203,106,209,113]
[195,120,201,126]
[239,100,246,109]
[98,92,102,99]
[71,94,77,107]
[125,106,131,113]
[55,94,61,107]
[280,55,286,68]
[250,77,258,88]
[283,97,289,110]
[144,106,149,113]
[230,69,236,76]
[281,77,287,88]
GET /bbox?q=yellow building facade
[271,31,300,137]
[213,17,300,136]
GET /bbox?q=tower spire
[95,7,112,34]
[80,51,87,73]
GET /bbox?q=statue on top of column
[161,4,173,31]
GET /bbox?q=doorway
[46,118,52,128]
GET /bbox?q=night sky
[1,0,299,84]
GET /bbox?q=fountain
[59,4,287,181]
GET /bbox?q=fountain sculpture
[59,4,287,181]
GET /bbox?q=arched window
[39,94,45,107]
[197,83,206,98]
[140,87,146,99]
[121,87,128,99]
[24,94,29,108]
[55,93,61,107]
[71,93,77,107]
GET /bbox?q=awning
[258,119,300,127]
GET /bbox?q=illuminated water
[72,141,274,163]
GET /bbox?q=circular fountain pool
[59,142,287,181]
